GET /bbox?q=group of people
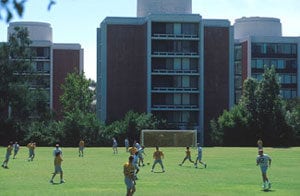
[1,141,33,168]
[123,141,165,196]
[2,137,272,193]
[179,144,207,168]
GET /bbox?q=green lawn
[0,146,299,196]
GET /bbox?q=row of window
[32,61,50,73]
[152,22,199,36]
[152,40,198,53]
[152,58,198,70]
[234,88,297,102]
[152,93,198,105]
[280,89,297,99]
[251,58,297,69]
[252,73,297,84]
[152,75,199,88]
[252,43,297,56]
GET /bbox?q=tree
[0,27,34,122]
[0,0,56,22]
[60,72,97,146]
[210,66,294,146]
[255,66,289,145]
[60,72,94,114]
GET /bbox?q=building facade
[7,22,84,118]
[234,17,300,102]
[97,1,233,144]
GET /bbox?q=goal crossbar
[141,129,197,147]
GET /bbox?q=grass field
[0,146,300,196]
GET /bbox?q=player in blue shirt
[194,143,207,168]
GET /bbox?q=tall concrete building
[234,17,300,102]
[97,0,234,144]
[7,22,84,118]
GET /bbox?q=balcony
[152,33,199,40]
[152,86,199,93]
[152,51,199,57]
[152,69,199,75]
[152,104,198,109]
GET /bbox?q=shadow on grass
[153,171,165,173]
[51,182,64,185]
[261,189,275,193]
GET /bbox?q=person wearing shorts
[151,146,165,172]
[256,149,271,190]
[124,155,136,196]
[2,141,13,169]
[50,151,65,184]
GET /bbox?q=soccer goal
[140,129,197,147]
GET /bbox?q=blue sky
[1,0,299,80]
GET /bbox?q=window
[277,60,284,69]
[182,58,190,70]
[257,59,263,68]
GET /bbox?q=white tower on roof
[234,17,282,39]
[137,0,192,17]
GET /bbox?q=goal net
[140,129,197,147]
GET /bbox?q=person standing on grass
[124,155,136,196]
[112,137,118,154]
[179,146,194,166]
[79,139,85,157]
[50,151,65,184]
[257,138,263,150]
[125,138,129,152]
[2,141,13,169]
[13,141,20,159]
[194,143,207,168]
[256,149,271,190]
[151,146,165,172]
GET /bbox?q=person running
[50,151,65,184]
[112,137,118,154]
[256,149,272,190]
[151,146,165,172]
[194,143,207,168]
[53,143,62,157]
[27,141,36,161]
[179,146,194,166]
[124,138,129,152]
[2,141,13,169]
[138,146,146,167]
[79,139,85,157]
[132,152,140,180]
[13,141,20,159]
[123,155,136,196]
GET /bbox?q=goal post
[140,129,197,147]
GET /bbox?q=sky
[1,0,300,81]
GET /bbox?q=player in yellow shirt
[2,141,13,169]
[50,151,65,184]
[124,156,136,196]
[179,146,194,166]
[151,146,165,172]
[27,142,36,161]
[79,139,85,157]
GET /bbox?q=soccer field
[0,146,299,196]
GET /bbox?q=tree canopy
[0,0,56,22]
